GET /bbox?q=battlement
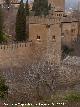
[0,41,34,68]
[29,16,62,25]
[0,41,32,50]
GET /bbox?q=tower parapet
[48,0,65,11]
[29,14,62,25]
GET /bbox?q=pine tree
[15,0,27,41]
[0,5,4,43]
[32,0,49,16]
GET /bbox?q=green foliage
[15,0,27,41]
[0,5,8,43]
[25,0,29,16]
[25,0,29,40]
[32,0,49,16]
[0,5,4,43]
[64,92,80,102]
[62,45,74,58]
[0,76,8,99]
[62,45,70,55]
[0,33,7,43]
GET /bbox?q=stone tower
[48,0,65,11]
[29,16,61,65]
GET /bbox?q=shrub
[64,92,80,102]
[0,76,8,100]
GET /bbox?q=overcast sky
[66,0,79,9]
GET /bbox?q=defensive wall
[0,42,34,68]
[0,16,62,68]
[29,16,62,24]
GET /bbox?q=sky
[66,0,79,10]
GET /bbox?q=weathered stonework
[29,16,61,65]
[49,0,65,11]
[0,0,80,103]
[61,17,78,48]
[0,15,62,67]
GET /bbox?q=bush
[0,76,8,99]
[0,32,8,43]
[64,92,80,102]
[62,45,74,58]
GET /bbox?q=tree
[15,0,27,41]
[25,0,29,40]
[0,76,8,99]
[32,0,49,16]
[25,0,29,16]
[0,5,4,43]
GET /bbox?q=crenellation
[0,42,32,50]
[29,16,62,25]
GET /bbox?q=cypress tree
[25,0,29,40]
[32,0,40,16]
[15,0,27,41]
[25,0,29,16]
[0,5,4,43]
[32,0,49,16]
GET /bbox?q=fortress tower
[29,16,61,65]
[48,0,65,11]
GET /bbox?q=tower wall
[29,16,61,65]
[49,0,65,11]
